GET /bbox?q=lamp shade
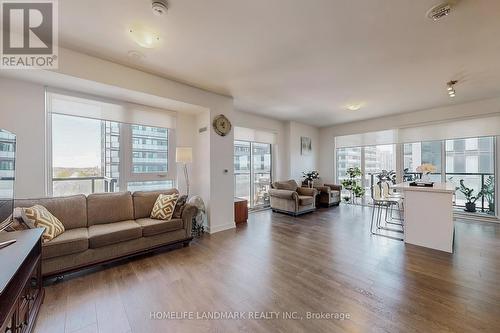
[176,147,192,163]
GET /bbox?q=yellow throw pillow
[151,194,179,221]
[23,205,65,243]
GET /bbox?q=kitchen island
[393,182,456,253]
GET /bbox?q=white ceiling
[59,0,500,127]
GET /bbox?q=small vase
[421,173,431,183]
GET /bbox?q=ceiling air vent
[427,2,452,21]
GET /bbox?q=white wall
[288,121,320,183]
[0,78,46,198]
[175,112,198,196]
[191,112,211,228]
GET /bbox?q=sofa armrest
[324,184,342,192]
[315,186,331,194]
[268,189,298,200]
[296,187,317,197]
[181,203,198,238]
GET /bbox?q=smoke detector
[152,0,168,16]
[427,2,453,21]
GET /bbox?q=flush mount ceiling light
[128,26,160,48]
[346,103,363,111]
[447,80,458,98]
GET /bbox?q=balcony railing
[52,176,117,196]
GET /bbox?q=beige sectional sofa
[14,189,197,278]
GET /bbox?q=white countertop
[393,182,456,194]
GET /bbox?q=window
[336,147,361,182]
[445,137,495,213]
[336,136,497,215]
[131,125,168,174]
[403,141,442,182]
[0,130,16,199]
[51,113,174,196]
[336,145,395,203]
[234,140,272,209]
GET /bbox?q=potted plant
[481,176,495,213]
[352,185,365,198]
[302,170,320,188]
[457,179,483,213]
[341,167,363,203]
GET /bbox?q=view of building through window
[403,141,442,182]
[445,137,495,212]
[234,140,272,208]
[0,130,15,199]
[52,114,172,196]
[336,145,396,202]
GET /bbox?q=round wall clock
[212,114,232,136]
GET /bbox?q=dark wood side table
[234,197,248,224]
[0,229,44,333]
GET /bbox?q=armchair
[269,180,317,216]
[302,179,341,207]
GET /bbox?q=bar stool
[380,181,404,224]
[370,183,404,241]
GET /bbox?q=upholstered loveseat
[14,189,197,277]
[269,180,317,216]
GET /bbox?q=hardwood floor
[34,205,500,333]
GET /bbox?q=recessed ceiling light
[127,50,145,61]
[128,26,160,48]
[346,104,363,111]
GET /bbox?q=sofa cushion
[173,195,188,219]
[42,228,89,259]
[23,205,65,243]
[87,192,134,226]
[14,195,87,230]
[298,196,314,206]
[273,180,298,191]
[150,194,178,220]
[88,220,142,248]
[132,189,179,219]
[136,218,183,237]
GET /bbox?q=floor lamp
[176,147,192,197]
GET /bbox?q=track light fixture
[447,80,458,98]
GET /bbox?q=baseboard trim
[207,222,236,234]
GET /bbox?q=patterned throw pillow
[173,195,188,219]
[23,205,65,243]
[151,194,179,220]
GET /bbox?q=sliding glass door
[234,140,272,209]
